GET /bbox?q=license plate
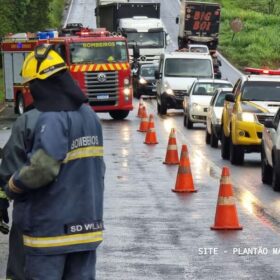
[97,95,109,99]
[152,88,156,92]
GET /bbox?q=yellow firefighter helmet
[21,44,67,84]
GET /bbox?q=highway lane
[96,99,280,279]
[1,100,280,279]
[66,0,97,28]
[0,0,280,278]
[143,100,280,228]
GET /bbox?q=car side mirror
[264,119,275,129]
[175,17,179,24]
[155,70,161,79]
[225,94,235,102]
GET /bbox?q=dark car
[60,23,83,36]
[133,63,158,99]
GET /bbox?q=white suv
[183,79,232,129]
[261,107,280,191]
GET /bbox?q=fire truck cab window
[70,41,128,64]
[53,44,67,62]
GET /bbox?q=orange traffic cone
[211,167,243,230]
[139,103,147,118]
[137,106,149,132]
[163,128,179,165]
[137,98,144,118]
[172,145,196,193]
[144,114,158,144]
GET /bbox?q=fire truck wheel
[109,110,129,120]
[16,93,25,115]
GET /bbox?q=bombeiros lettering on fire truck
[1,28,133,120]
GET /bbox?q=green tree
[0,0,17,36]
[23,0,50,32]
[13,0,29,32]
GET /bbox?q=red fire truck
[1,29,133,119]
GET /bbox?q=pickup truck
[221,68,280,165]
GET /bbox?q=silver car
[206,88,233,147]
[261,107,280,191]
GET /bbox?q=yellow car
[221,68,280,165]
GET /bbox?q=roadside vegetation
[217,0,280,69]
[0,0,65,103]
[0,0,65,36]
[1,0,280,102]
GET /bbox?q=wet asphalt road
[1,0,280,278]
[1,101,280,279]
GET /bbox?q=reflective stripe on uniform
[23,231,103,248]
[63,146,103,163]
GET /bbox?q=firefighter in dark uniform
[0,107,40,280]
[4,44,105,279]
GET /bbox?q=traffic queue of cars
[134,60,280,192]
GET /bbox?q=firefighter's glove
[0,210,9,234]
[0,207,9,224]
[0,220,9,234]
[0,188,9,234]
[0,189,9,224]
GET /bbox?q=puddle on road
[180,141,280,233]
[234,188,280,234]
[190,153,220,180]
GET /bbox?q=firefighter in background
[0,106,40,280]
[4,44,105,279]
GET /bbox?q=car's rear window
[193,82,232,96]
[140,65,158,77]
[242,81,280,101]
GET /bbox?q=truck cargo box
[96,2,160,31]
[178,1,221,51]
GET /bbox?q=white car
[188,44,210,54]
[261,107,280,191]
[206,88,233,147]
[183,79,233,129]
